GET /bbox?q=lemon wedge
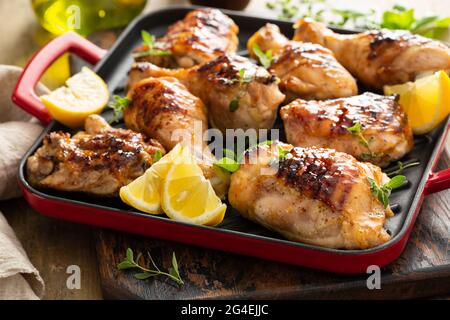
[119,144,183,214]
[119,172,161,214]
[384,70,450,135]
[40,67,109,128]
[120,144,227,226]
[161,149,227,226]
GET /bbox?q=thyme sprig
[228,68,255,112]
[133,30,171,58]
[118,248,183,285]
[387,160,420,177]
[252,44,274,69]
[346,121,377,160]
[109,95,130,123]
[368,175,406,208]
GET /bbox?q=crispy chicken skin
[125,77,230,198]
[229,142,393,249]
[128,54,285,132]
[247,23,357,101]
[280,92,414,167]
[133,8,239,68]
[293,18,450,89]
[26,115,165,196]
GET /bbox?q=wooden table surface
[1,0,450,299]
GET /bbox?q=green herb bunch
[266,0,450,40]
[118,248,183,284]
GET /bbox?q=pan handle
[12,32,106,124]
[425,123,450,195]
[425,167,450,195]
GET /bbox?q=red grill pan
[12,6,450,273]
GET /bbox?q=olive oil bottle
[31,0,147,36]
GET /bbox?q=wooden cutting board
[95,152,450,300]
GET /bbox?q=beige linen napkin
[0,65,46,299]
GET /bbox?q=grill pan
[12,6,450,273]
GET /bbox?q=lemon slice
[40,67,109,128]
[161,150,227,226]
[384,70,450,135]
[119,144,183,214]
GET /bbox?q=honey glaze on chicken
[26,115,165,196]
[133,8,239,68]
[247,23,357,101]
[128,54,285,132]
[228,142,393,249]
[293,18,450,89]
[281,92,414,167]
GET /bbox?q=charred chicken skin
[26,115,165,196]
[133,8,239,68]
[229,142,393,249]
[247,23,357,101]
[128,54,285,132]
[293,18,450,89]
[125,76,230,198]
[280,92,414,167]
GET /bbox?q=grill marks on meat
[281,92,414,167]
[293,18,450,89]
[229,142,393,249]
[247,23,357,101]
[127,54,285,132]
[133,8,239,68]
[26,115,165,196]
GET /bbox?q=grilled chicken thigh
[293,18,450,89]
[128,54,285,132]
[280,92,413,167]
[229,142,393,249]
[125,77,230,198]
[247,23,357,101]
[133,8,239,68]
[27,115,165,196]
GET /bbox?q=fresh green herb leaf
[384,175,406,189]
[266,2,276,10]
[277,145,290,160]
[393,5,407,12]
[412,15,439,32]
[214,157,240,173]
[117,248,183,285]
[252,44,274,69]
[368,175,406,208]
[134,272,155,280]
[368,177,388,208]
[117,261,135,270]
[346,121,362,134]
[133,30,172,58]
[108,95,130,123]
[171,252,179,276]
[360,153,373,161]
[153,150,163,162]
[346,121,373,157]
[387,160,420,177]
[381,8,415,30]
[223,148,237,161]
[236,140,274,164]
[109,95,130,123]
[228,68,255,112]
[126,248,134,262]
[229,99,239,112]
